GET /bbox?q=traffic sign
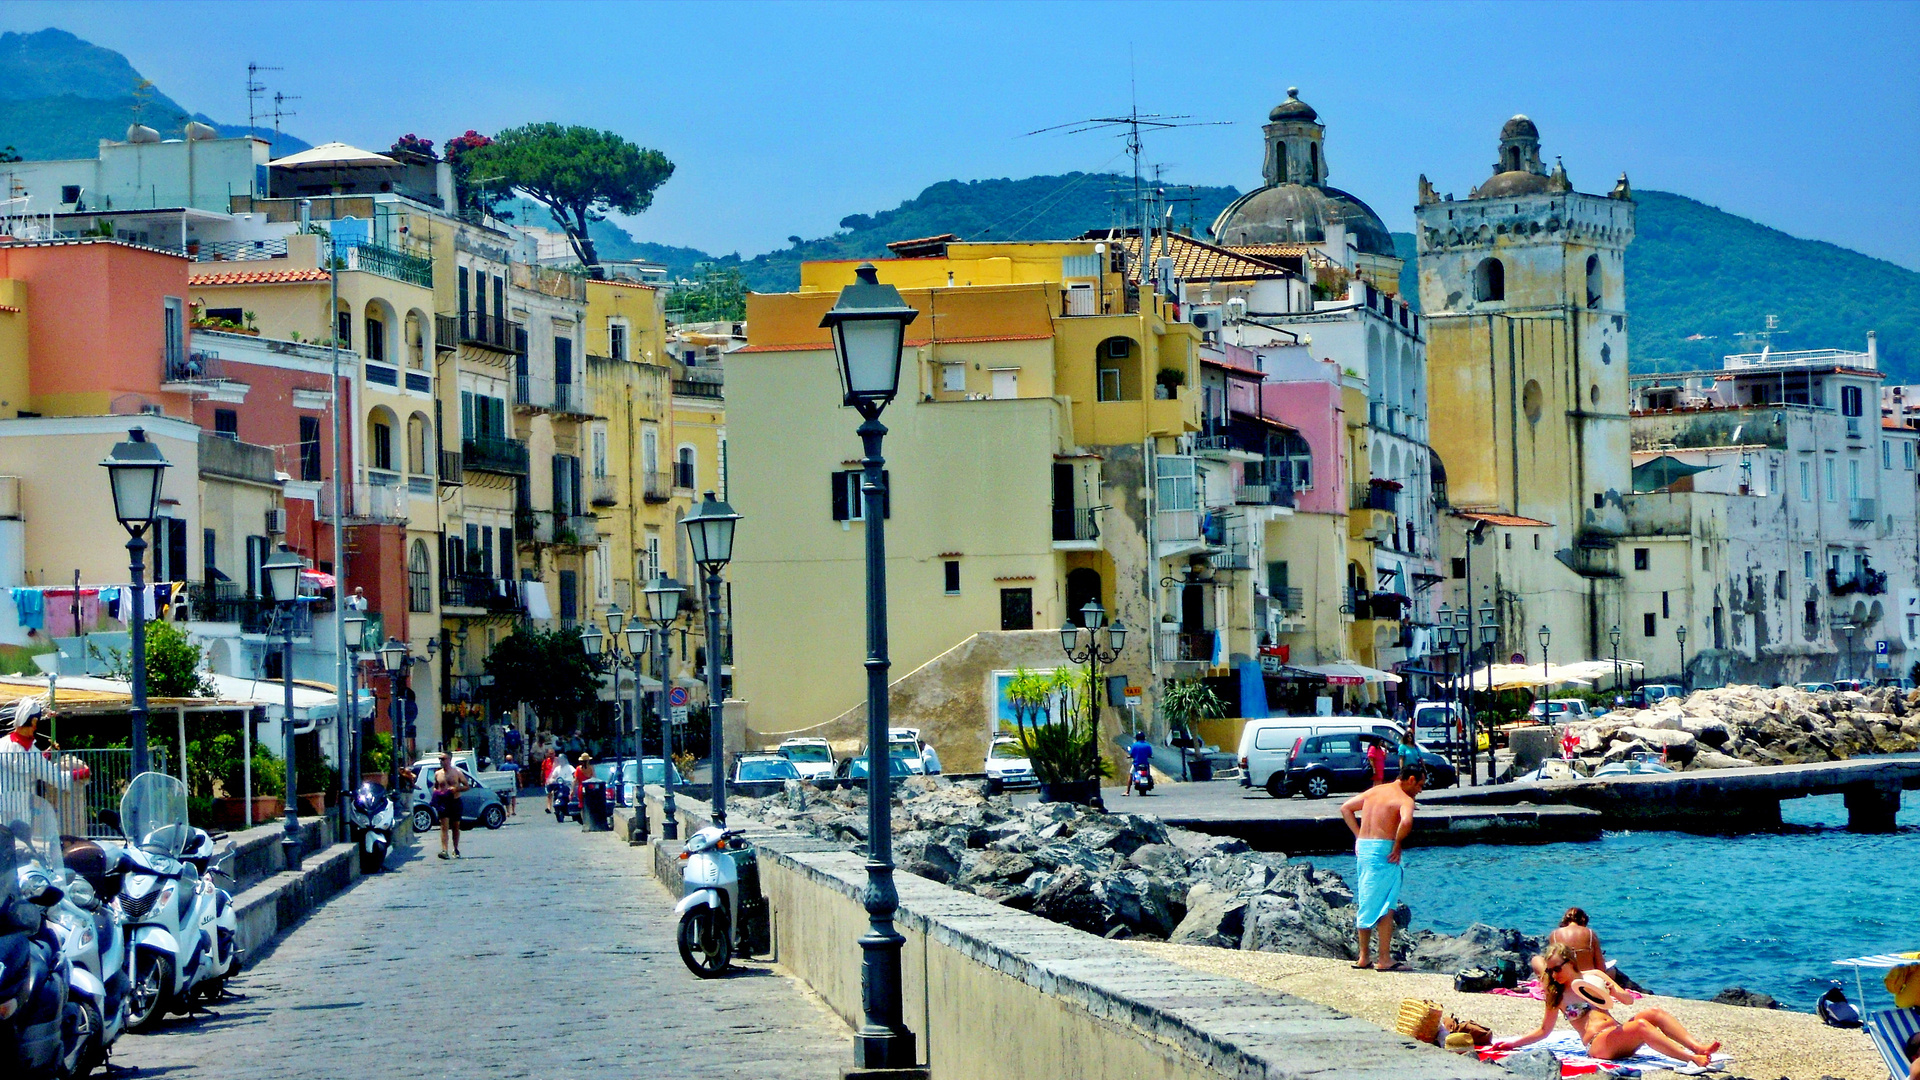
[671,704,690,724]
[668,686,691,708]
[1876,639,1890,655]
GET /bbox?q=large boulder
[1240,891,1353,959]
[1403,922,1540,975]
[1169,882,1248,947]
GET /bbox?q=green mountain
[0,28,308,160]
[578,174,1243,292]
[1396,192,1919,379]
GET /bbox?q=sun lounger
[1865,1007,1920,1080]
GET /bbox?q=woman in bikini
[1491,944,1720,1067]
[1549,907,1607,973]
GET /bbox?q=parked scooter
[112,773,239,1031]
[674,825,768,978]
[53,835,129,1078]
[1,797,74,1080]
[347,782,395,874]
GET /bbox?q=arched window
[675,445,696,490]
[1275,431,1313,491]
[406,412,431,475]
[1473,257,1505,302]
[1096,337,1138,401]
[407,539,432,612]
[1309,143,1319,180]
[1066,568,1102,625]
[1585,254,1602,309]
[368,407,397,472]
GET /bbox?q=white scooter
[45,831,128,1077]
[346,781,394,874]
[112,773,239,1030]
[674,825,768,978]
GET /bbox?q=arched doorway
[1065,567,1102,626]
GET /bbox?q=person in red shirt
[1365,739,1387,785]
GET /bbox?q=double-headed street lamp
[823,261,920,1073]
[684,492,741,826]
[643,574,686,840]
[101,428,171,775]
[588,603,650,815]
[1059,600,1128,742]
[262,549,305,870]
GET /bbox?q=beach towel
[1490,978,1548,1000]
[1478,1029,1731,1076]
[1353,837,1401,929]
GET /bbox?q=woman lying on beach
[1490,944,1721,1066]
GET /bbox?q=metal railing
[1274,587,1305,614]
[190,238,288,262]
[3,748,170,840]
[1827,567,1888,596]
[591,474,618,506]
[1352,483,1400,512]
[317,480,411,524]
[1156,629,1216,663]
[643,471,672,502]
[343,239,433,288]
[434,313,459,351]
[164,350,227,384]
[463,435,530,475]
[460,313,522,352]
[560,515,599,547]
[552,381,592,416]
[672,379,724,400]
[441,575,524,613]
[513,373,549,410]
[1052,506,1096,541]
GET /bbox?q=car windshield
[783,745,831,763]
[737,758,799,782]
[989,742,1027,760]
[593,763,617,782]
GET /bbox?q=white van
[1411,701,1466,748]
[1237,716,1400,796]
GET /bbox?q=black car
[1283,732,1458,798]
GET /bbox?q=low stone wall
[225,815,336,894]
[625,791,1505,1080]
[231,843,358,962]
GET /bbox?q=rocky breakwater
[1561,685,1920,770]
[734,780,1539,973]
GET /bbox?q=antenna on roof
[273,91,301,149]
[246,63,283,134]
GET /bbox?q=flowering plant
[390,133,436,158]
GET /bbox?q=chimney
[1867,330,1878,367]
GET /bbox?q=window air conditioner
[265,509,287,534]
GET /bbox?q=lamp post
[378,638,409,817]
[100,428,170,775]
[1608,624,1623,702]
[1059,600,1128,760]
[342,608,367,832]
[643,575,685,840]
[823,261,921,1072]
[1477,602,1497,784]
[263,550,304,870]
[600,604,635,808]
[683,491,740,825]
[1537,624,1551,705]
[1675,624,1689,692]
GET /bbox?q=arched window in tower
[1274,143,1288,181]
[1585,254,1602,309]
[1474,258,1505,302]
[407,540,432,613]
[1309,143,1319,181]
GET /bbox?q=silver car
[409,763,508,833]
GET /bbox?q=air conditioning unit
[265,508,287,534]
[1191,310,1215,332]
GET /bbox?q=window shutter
[461,393,474,440]
[552,454,567,516]
[569,456,582,515]
[499,528,513,578]
[831,471,849,521]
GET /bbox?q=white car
[777,738,836,781]
[412,752,517,799]
[984,736,1037,790]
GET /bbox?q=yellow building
[731,239,1203,770]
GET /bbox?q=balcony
[317,480,410,525]
[343,240,433,288]
[190,238,288,262]
[434,314,458,351]
[198,431,277,486]
[163,350,229,386]
[1352,480,1400,512]
[460,313,523,353]
[1348,591,1408,622]
[1235,482,1295,508]
[672,379,724,401]
[441,575,526,614]
[186,583,313,637]
[1849,497,1878,523]
[513,373,548,411]
[673,462,696,491]
[463,435,530,476]
[591,474,618,507]
[558,515,599,548]
[1156,628,1217,664]
[1052,505,1098,548]
[515,508,555,545]
[552,381,593,417]
[1827,566,1888,596]
[630,470,669,503]
[438,450,463,486]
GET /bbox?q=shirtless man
[432,752,471,859]
[1339,761,1426,972]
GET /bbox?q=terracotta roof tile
[736,332,1053,354]
[1223,243,1341,270]
[1113,233,1296,283]
[189,268,333,286]
[1453,510,1553,527]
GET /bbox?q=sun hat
[577,752,592,764]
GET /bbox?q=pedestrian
[918,739,942,776]
[503,720,522,774]
[431,751,470,859]
[1339,760,1425,971]
[1396,728,1421,775]
[1365,738,1387,785]
[499,753,518,816]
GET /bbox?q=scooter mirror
[97,808,120,829]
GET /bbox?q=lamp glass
[343,612,367,653]
[643,575,684,625]
[262,551,303,603]
[624,624,650,655]
[1106,620,1128,653]
[379,638,406,673]
[1058,623,1080,654]
[683,492,741,570]
[101,429,170,529]
[605,604,625,638]
[1538,624,1551,648]
[1079,600,1106,631]
[581,624,605,657]
[1609,624,1622,647]
[832,319,907,403]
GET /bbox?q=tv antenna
[273,91,301,147]
[246,62,282,132]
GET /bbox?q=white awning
[1294,662,1402,686]
[268,142,400,169]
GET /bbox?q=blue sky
[6,1,1917,268]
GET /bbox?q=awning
[1461,661,1637,690]
[1832,951,1920,969]
[269,142,400,169]
[301,570,336,589]
[1632,454,1718,492]
[1295,662,1402,686]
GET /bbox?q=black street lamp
[1608,624,1623,700]
[1059,600,1128,753]
[262,549,305,870]
[822,261,921,1073]
[100,428,170,775]
[1675,624,1689,691]
[378,637,410,810]
[342,608,367,832]
[643,575,686,840]
[1537,623,1551,703]
[683,491,740,826]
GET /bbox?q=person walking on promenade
[1366,738,1387,785]
[1340,761,1425,971]
[432,751,470,859]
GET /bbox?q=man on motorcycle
[1124,731,1153,795]
[544,750,573,815]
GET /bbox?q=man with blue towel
[1339,761,1426,972]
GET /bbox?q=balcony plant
[1154,367,1186,399]
[1008,667,1110,803]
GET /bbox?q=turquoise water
[1298,789,1918,1013]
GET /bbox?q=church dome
[1500,115,1539,141]
[1269,88,1318,123]
[1211,182,1396,255]
[1474,170,1554,199]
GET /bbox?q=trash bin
[580,779,612,832]
[1188,754,1214,782]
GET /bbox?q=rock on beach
[1559,684,1920,770]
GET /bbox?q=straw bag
[1395,998,1443,1044]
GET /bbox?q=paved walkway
[113,807,852,1079]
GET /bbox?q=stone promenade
[112,806,853,1078]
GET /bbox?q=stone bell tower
[1261,88,1327,187]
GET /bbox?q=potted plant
[1160,677,1228,781]
[1154,367,1186,399]
[1009,667,1111,805]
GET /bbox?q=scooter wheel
[678,906,732,978]
[59,996,102,1078]
[126,948,174,1032]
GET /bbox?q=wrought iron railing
[463,435,529,475]
[643,471,672,502]
[1052,505,1096,541]
[190,238,289,262]
[672,379,724,400]
[343,239,433,287]
[460,313,522,352]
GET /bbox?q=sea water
[1298,789,1917,1012]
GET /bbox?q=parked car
[408,761,508,832]
[731,754,801,797]
[1831,679,1869,693]
[414,751,518,799]
[837,755,916,782]
[1794,681,1839,694]
[594,758,687,806]
[1237,716,1401,795]
[777,738,836,781]
[1281,731,1458,799]
[1527,699,1592,722]
[983,735,1037,792]
[1632,683,1687,706]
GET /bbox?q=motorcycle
[549,781,575,824]
[346,782,394,875]
[674,825,768,978]
[113,773,239,1031]
[1130,760,1155,796]
[46,831,128,1077]
[1,796,73,1080]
